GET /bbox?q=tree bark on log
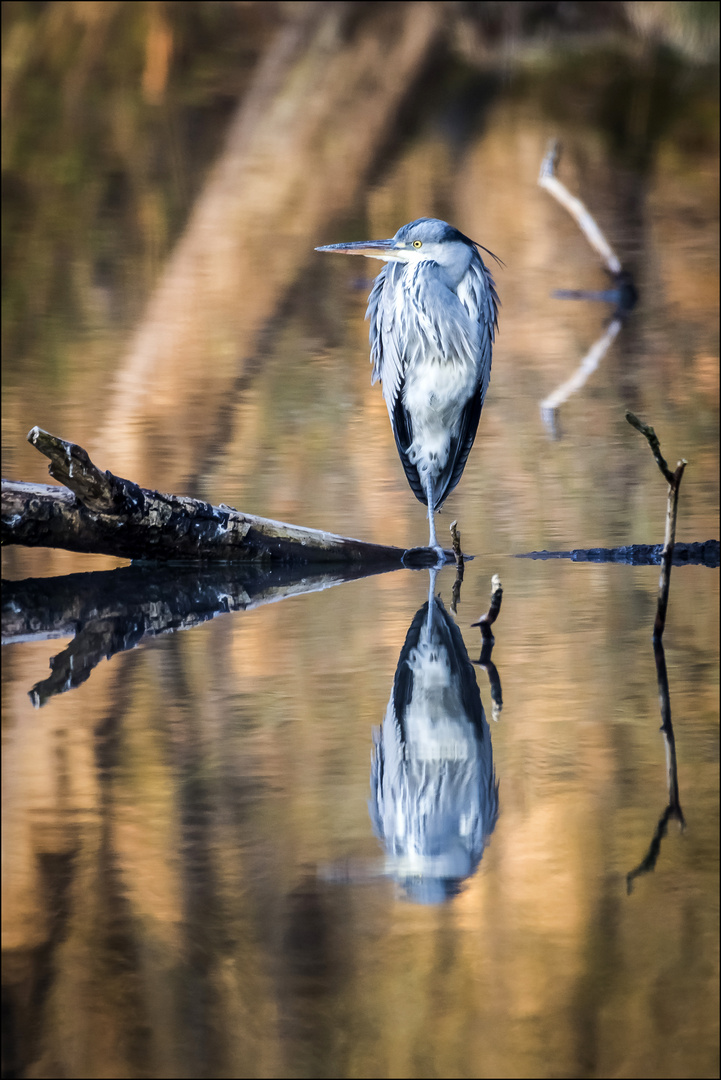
[2,428,450,565]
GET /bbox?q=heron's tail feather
[392,389,483,509]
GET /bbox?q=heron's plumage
[365,218,499,511]
[317,216,499,547]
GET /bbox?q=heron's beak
[315,239,404,263]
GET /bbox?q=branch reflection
[540,315,623,437]
[370,571,499,904]
[626,637,686,893]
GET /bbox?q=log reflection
[370,571,499,903]
[2,562,404,706]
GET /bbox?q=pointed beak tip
[314,240,397,259]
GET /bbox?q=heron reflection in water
[316,219,500,559]
[370,571,499,903]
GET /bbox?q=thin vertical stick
[449,520,464,613]
[625,412,687,641]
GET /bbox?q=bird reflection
[370,571,498,903]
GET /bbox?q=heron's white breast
[401,349,476,471]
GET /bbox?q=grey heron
[316,218,500,557]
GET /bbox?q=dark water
[2,15,719,1080]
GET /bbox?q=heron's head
[316,218,479,285]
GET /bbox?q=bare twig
[480,650,503,722]
[623,412,687,890]
[625,412,687,639]
[624,412,675,484]
[538,140,622,275]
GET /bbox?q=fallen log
[2,428,451,566]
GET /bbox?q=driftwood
[539,316,623,435]
[2,428,453,566]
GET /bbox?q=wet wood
[1,428,419,565]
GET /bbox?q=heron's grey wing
[391,392,428,505]
[367,264,428,502]
[412,260,496,508]
[436,255,499,506]
[456,253,499,402]
[439,391,483,508]
[367,262,406,410]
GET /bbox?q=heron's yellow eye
[413,240,422,248]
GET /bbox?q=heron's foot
[431,544,449,568]
[402,546,454,569]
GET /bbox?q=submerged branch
[516,541,717,567]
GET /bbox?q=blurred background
[2,3,719,1078]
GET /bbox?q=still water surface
[2,36,719,1080]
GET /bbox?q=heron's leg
[424,567,438,638]
[424,475,439,550]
